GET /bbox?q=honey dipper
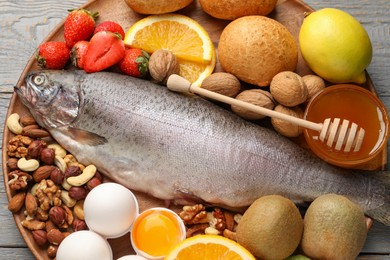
[167,74,365,152]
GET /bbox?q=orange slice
[165,235,256,260]
[124,14,216,86]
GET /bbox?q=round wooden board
[2,0,386,259]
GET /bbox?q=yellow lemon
[124,14,216,86]
[165,234,256,260]
[299,8,372,84]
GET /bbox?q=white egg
[56,230,112,260]
[84,182,139,238]
[117,255,148,260]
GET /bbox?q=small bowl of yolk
[130,207,186,259]
[304,84,389,169]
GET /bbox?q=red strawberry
[94,21,125,39]
[64,9,99,48]
[36,41,70,69]
[84,31,125,73]
[119,48,150,78]
[70,41,89,69]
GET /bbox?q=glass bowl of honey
[304,84,389,168]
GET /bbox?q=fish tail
[365,172,390,226]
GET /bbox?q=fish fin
[365,172,390,226]
[66,127,107,146]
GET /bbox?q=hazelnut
[47,245,58,258]
[50,167,64,185]
[28,140,47,159]
[86,177,102,191]
[32,230,47,246]
[68,186,88,200]
[47,229,65,245]
[64,165,82,179]
[41,148,55,165]
[231,89,275,120]
[271,105,304,137]
[94,171,103,182]
[302,74,326,102]
[201,72,241,97]
[73,219,88,231]
[270,71,308,107]
[149,49,180,85]
[49,206,66,227]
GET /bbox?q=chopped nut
[179,204,208,225]
[7,135,32,158]
[186,223,209,238]
[21,219,46,231]
[223,229,237,241]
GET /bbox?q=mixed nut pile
[6,113,102,258]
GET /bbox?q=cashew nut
[48,143,67,158]
[60,190,77,208]
[67,165,96,186]
[7,113,23,134]
[30,183,40,196]
[62,178,72,191]
[73,200,85,220]
[54,155,67,173]
[17,158,40,172]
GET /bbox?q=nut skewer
[167,74,365,152]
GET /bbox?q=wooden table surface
[0,0,389,259]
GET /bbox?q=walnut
[149,49,180,85]
[302,74,326,102]
[201,72,241,98]
[270,71,308,107]
[271,105,304,138]
[179,204,208,225]
[231,89,275,120]
[7,135,33,158]
[8,170,32,191]
[212,208,227,231]
[186,223,209,238]
[36,180,62,211]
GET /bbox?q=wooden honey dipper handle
[167,74,323,131]
[167,74,365,152]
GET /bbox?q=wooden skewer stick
[167,74,365,152]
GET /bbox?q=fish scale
[15,69,390,226]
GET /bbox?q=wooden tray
[2,0,386,259]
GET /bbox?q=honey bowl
[304,84,389,168]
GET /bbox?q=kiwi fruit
[301,194,367,259]
[236,195,303,259]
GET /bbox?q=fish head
[14,70,84,129]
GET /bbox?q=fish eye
[33,75,45,86]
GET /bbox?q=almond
[20,115,37,126]
[25,192,38,216]
[8,192,26,213]
[33,166,56,182]
[23,128,50,138]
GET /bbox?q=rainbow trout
[15,70,390,225]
